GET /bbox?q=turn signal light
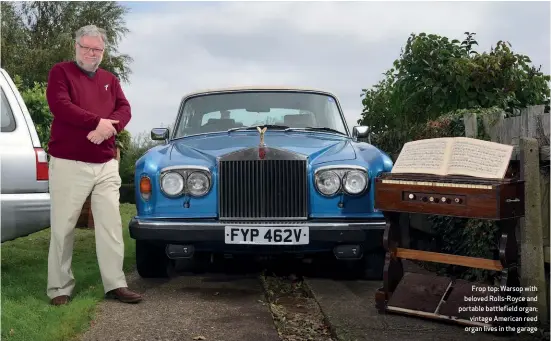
[139,176,152,200]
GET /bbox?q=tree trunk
[77,148,121,229]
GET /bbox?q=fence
[463,105,549,257]
[465,104,549,324]
[463,104,550,160]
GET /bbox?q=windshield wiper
[227,124,289,133]
[227,125,346,136]
[284,126,347,135]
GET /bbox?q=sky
[116,1,550,138]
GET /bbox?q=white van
[0,68,50,242]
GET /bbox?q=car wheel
[350,248,385,280]
[135,240,175,278]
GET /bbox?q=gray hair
[75,25,107,45]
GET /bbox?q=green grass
[1,203,137,341]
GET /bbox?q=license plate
[224,226,309,245]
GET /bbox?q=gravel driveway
[79,269,281,341]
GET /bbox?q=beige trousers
[47,156,127,299]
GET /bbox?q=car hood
[168,131,357,166]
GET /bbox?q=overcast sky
[117,1,550,137]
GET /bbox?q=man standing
[46,24,142,305]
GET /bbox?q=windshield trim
[170,89,350,141]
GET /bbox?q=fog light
[333,245,362,259]
[166,244,195,259]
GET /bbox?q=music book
[391,137,514,179]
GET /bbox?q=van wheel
[136,240,175,278]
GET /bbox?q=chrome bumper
[129,217,386,244]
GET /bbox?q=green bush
[14,76,52,151]
[115,129,132,160]
[360,32,550,137]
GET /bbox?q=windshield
[172,91,348,138]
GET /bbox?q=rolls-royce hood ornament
[257,126,267,159]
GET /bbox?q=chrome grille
[218,159,308,220]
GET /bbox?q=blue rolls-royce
[129,87,394,279]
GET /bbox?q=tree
[1,1,133,152]
[1,2,29,80]
[1,1,132,88]
[359,32,550,135]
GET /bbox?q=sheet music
[391,138,451,175]
[446,137,513,179]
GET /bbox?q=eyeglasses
[77,42,104,54]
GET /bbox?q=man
[45,24,142,305]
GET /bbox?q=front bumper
[128,218,386,255]
[1,193,51,243]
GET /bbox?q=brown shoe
[105,287,143,303]
[50,295,70,306]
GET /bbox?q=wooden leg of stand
[498,218,518,267]
[382,212,401,251]
[376,212,403,312]
[498,218,520,290]
[496,219,522,330]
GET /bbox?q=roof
[181,86,338,98]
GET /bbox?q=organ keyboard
[374,173,524,220]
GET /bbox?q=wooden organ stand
[373,173,526,332]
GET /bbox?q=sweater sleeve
[46,64,101,130]
[108,78,132,133]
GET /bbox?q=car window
[175,91,348,137]
[1,87,16,132]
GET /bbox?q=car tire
[135,240,175,278]
[353,248,386,280]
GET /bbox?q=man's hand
[96,118,119,139]
[88,118,119,144]
[87,130,105,145]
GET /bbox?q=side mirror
[151,128,169,142]
[352,126,370,142]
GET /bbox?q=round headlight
[315,170,341,196]
[343,170,367,195]
[161,172,184,196]
[187,171,210,196]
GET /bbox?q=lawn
[1,203,137,341]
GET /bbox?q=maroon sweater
[46,61,131,163]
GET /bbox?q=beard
[77,56,102,72]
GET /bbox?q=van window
[1,87,16,132]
